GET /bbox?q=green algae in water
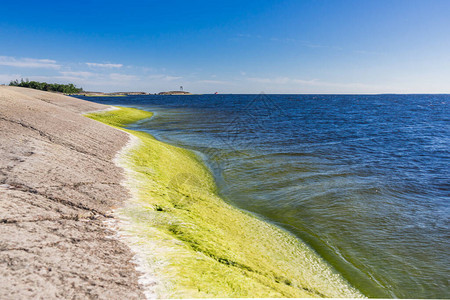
[87,107,364,298]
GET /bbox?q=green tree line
[9,79,83,94]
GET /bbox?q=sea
[77,94,449,298]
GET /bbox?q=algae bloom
[87,107,364,298]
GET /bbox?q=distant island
[78,91,193,96]
[158,91,192,95]
[76,91,148,96]
[79,91,193,96]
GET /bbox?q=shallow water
[79,94,449,298]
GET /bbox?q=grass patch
[86,107,364,298]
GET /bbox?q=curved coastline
[87,106,364,298]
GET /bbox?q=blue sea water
[79,94,449,298]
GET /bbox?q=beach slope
[0,86,144,299]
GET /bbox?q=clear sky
[1,0,449,93]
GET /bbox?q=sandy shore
[0,87,144,299]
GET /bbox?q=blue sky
[1,0,449,93]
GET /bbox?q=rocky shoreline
[0,86,145,299]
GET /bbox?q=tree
[9,79,83,93]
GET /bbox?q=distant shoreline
[72,91,194,96]
[73,92,148,96]
[157,91,192,95]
